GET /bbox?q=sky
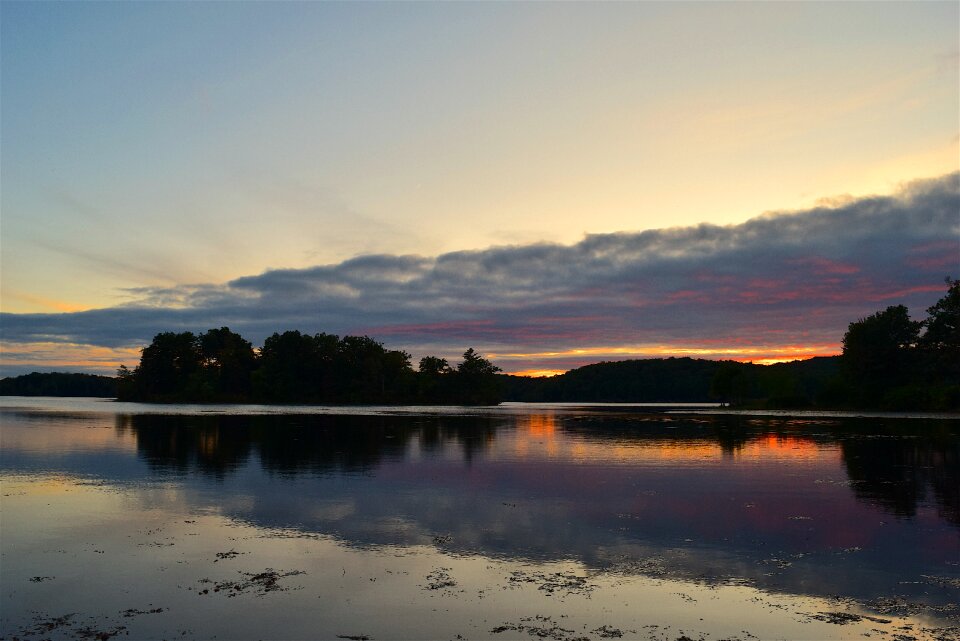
[1,1,958,377]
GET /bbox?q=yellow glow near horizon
[0,342,141,374]
[1,338,841,379]
[748,357,810,366]
[508,369,568,378]
[1,290,91,314]
[493,343,841,373]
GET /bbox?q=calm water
[1,397,958,640]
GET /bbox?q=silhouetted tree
[916,278,960,408]
[755,366,805,407]
[710,361,749,406]
[419,356,451,375]
[416,356,452,403]
[116,365,136,400]
[335,335,413,403]
[920,278,960,375]
[380,347,416,402]
[107,325,517,405]
[254,331,338,402]
[458,348,499,376]
[453,348,502,405]
[198,327,257,400]
[0,372,118,397]
[337,335,387,401]
[842,305,921,407]
[133,332,202,400]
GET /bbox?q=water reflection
[116,413,501,476]
[2,406,958,612]
[841,433,960,526]
[114,412,960,530]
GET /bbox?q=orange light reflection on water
[513,413,560,458]
[522,414,557,438]
[737,434,826,461]
[1,416,138,454]
[507,414,830,465]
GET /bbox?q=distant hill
[503,357,721,402]
[502,356,842,406]
[0,372,118,398]
[0,358,843,406]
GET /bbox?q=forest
[114,330,502,405]
[506,278,959,411]
[0,372,118,397]
[501,356,841,407]
[2,279,956,410]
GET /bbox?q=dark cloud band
[2,173,957,374]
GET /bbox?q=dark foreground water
[1,397,958,640]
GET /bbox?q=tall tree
[336,335,413,402]
[710,361,749,406]
[198,327,257,400]
[841,305,921,406]
[417,356,452,403]
[457,348,501,377]
[134,332,202,400]
[919,278,960,379]
[255,331,337,402]
[418,356,451,376]
[454,348,502,405]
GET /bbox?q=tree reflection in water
[117,413,501,477]
[113,411,959,606]
[117,412,959,525]
[840,425,959,526]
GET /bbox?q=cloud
[2,173,957,375]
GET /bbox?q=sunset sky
[1,1,958,377]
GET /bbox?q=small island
[114,331,503,405]
[3,279,957,411]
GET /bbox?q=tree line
[0,372,118,397]
[116,329,501,405]
[837,278,959,410]
[504,279,959,411]
[501,356,842,407]
[692,277,958,410]
[4,280,956,410]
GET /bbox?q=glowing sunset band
[510,369,570,378]
[0,173,955,379]
[499,343,841,376]
[0,342,141,375]
[0,339,840,380]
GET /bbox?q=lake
[1,397,958,640]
